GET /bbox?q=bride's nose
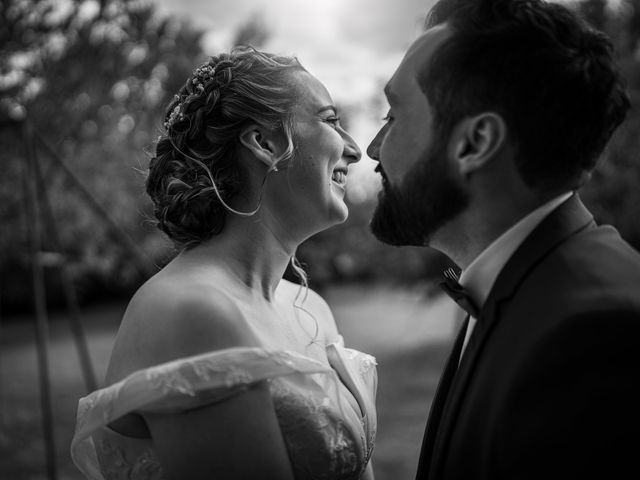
[342,131,362,164]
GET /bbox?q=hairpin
[164,103,184,130]
[164,62,217,130]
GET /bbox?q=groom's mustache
[374,163,388,181]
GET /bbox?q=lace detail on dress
[144,349,318,396]
[72,347,377,480]
[358,354,377,377]
[146,368,196,396]
[98,438,165,480]
[270,376,364,480]
[146,361,254,394]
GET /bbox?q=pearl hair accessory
[164,62,217,130]
[164,102,183,129]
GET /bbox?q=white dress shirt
[457,191,573,360]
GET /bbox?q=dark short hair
[421,0,630,195]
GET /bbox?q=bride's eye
[382,111,394,123]
[325,116,341,128]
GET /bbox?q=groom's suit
[416,194,640,480]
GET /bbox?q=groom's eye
[382,112,394,123]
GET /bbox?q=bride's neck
[176,213,299,302]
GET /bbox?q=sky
[153,0,439,201]
[154,0,436,99]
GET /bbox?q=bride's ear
[239,125,281,171]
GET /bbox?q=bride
[70,47,376,479]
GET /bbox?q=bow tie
[439,268,481,319]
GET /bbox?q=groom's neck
[431,191,545,270]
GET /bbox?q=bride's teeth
[332,171,346,184]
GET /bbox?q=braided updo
[146,46,304,250]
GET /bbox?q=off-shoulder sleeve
[72,347,333,447]
[71,346,379,480]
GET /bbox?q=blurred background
[1,0,639,478]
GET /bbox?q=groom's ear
[450,113,507,177]
[239,125,283,171]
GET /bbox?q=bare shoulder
[106,274,256,382]
[279,280,341,344]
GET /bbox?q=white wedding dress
[71,337,377,480]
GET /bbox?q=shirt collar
[459,191,573,310]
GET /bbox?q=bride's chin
[329,200,349,225]
[331,180,346,195]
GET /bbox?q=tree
[0,0,206,311]
[576,0,640,251]
[232,13,270,48]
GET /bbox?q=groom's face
[367,25,469,246]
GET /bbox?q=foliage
[0,0,206,311]
[578,0,640,249]
[1,0,639,313]
[232,13,270,48]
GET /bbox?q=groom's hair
[420,0,630,196]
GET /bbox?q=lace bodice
[71,339,377,480]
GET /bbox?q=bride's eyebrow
[316,105,338,115]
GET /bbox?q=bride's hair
[146,46,304,249]
[147,47,317,342]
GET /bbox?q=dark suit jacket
[416,194,640,479]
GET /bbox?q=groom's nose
[367,129,383,161]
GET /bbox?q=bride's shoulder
[107,274,257,382]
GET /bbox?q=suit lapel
[425,194,595,478]
[416,315,469,479]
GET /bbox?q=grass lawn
[0,283,459,480]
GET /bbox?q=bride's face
[269,70,361,236]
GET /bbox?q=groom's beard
[370,138,469,246]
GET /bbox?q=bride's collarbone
[233,303,327,360]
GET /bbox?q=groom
[368,0,640,478]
